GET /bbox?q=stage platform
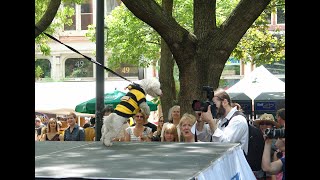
[35,141,248,180]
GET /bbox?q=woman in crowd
[254,113,280,137]
[124,110,153,142]
[179,113,196,142]
[40,118,64,141]
[161,105,181,141]
[152,115,164,141]
[161,123,179,142]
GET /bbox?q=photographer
[191,87,216,142]
[191,111,214,142]
[253,113,280,179]
[262,107,285,180]
[262,137,285,180]
[199,88,249,155]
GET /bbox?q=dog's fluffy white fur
[101,78,162,146]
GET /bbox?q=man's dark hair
[276,108,285,121]
[102,105,114,115]
[90,117,96,125]
[214,88,232,105]
[83,123,90,128]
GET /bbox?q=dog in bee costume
[101,78,162,146]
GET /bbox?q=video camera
[265,128,285,139]
[192,86,217,118]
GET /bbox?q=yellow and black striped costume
[114,84,146,118]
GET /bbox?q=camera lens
[274,128,285,139]
[265,128,285,139]
[192,100,202,111]
[276,151,283,159]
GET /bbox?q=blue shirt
[280,157,285,180]
[64,124,85,141]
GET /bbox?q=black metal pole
[95,0,104,141]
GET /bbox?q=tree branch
[121,0,189,46]
[35,0,62,38]
[219,0,271,51]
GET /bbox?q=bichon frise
[101,78,162,146]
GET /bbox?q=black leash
[35,26,134,84]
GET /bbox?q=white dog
[101,78,162,146]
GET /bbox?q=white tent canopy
[226,65,285,100]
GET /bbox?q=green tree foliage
[87,0,284,71]
[35,59,52,78]
[232,3,285,65]
[35,0,83,55]
[35,66,44,80]
[86,5,160,69]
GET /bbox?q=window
[64,3,76,30]
[64,0,93,31]
[35,59,51,78]
[81,0,93,30]
[220,58,241,88]
[219,79,240,89]
[106,0,120,15]
[265,10,272,24]
[264,59,285,75]
[65,58,94,78]
[108,63,139,77]
[222,58,240,76]
[276,8,285,24]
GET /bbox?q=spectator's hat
[253,113,280,128]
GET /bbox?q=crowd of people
[35,88,285,180]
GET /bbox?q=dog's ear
[139,102,150,116]
[125,85,132,90]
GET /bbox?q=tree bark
[159,0,175,122]
[159,43,176,122]
[35,0,62,38]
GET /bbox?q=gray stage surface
[35,141,240,180]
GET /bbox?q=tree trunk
[178,58,201,116]
[121,0,271,115]
[159,41,176,122]
[159,0,175,122]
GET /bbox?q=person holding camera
[199,88,249,155]
[261,108,285,180]
[253,113,281,179]
[191,111,213,142]
[254,113,280,139]
[272,108,285,180]
[262,137,285,180]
